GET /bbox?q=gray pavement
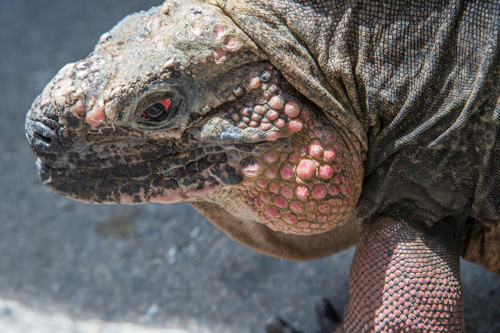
[0,0,499,332]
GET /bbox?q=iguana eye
[141,99,172,121]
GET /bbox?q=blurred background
[0,0,499,332]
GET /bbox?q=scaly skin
[26,0,500,332]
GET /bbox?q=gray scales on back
[25,0,500,332]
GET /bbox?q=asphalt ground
[0,0,499,332]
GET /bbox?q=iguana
[25,0,500,332]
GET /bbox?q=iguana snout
[26,0,363,235]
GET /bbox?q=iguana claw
[315,299,341,332]
[265,299,342,333]
[266,317,302,333]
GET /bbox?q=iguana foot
[265,299,342,333]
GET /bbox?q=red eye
[141,99,172,121]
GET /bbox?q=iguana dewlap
[25,0,500,332]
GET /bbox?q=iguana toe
[315,299,341,333]
[265,299,342,333]
[265,317,302,333]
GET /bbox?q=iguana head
[26,0,363,235]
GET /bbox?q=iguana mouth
[34,145,246,204]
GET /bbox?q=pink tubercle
[280,186,294,199]
[260,192,270,202]
[319,204,331,213]
[272,196,288,208]
[290,201,304,213]
[279,164,294,180]
[268,96,284,109]
[212,47,227,60]
[264,132,281,141]
[296,159,315,179]
[319,164,334,179]
[295,185,309,199]
[251,113,261,121]
[265,205,280,218]
[256,179,267,188]
[284,101,301,118]
[297,221,309,228]
[265,167,278,179]
[306,201,317,210]
[260,211,271,222]
[213,24,225,39]
[324,147,336,161]
[224,36,242,52]
[266,110,279,121]
[287,119,303,133]
[283,213,297,224]
[312,184,327,199]
[308,140,324,158]
[260,123,272,131]
[254,105,266,114]
[274,221,286,230]
[273,118,285,128]
[191,20,203,36]
[329,185,340,195]
[263,151,279,163]
[269,182,280,194]
[248,77,261,89]
[241,158,263,178]
[86,105,106,128]
[342,186,351,195]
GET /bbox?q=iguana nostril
[33,132,52,144]
[28,119,61,153]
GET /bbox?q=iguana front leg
[344,215,464,332]
[268,215,464,333]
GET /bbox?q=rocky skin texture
[25,0,500,332]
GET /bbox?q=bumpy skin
[25,0,500,332]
